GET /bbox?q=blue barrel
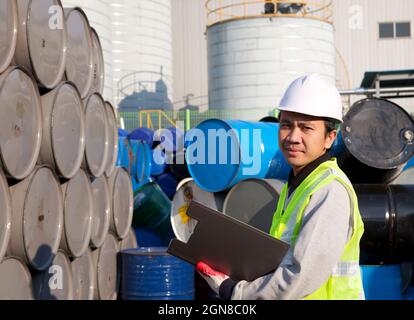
[134,228,163,247]
[151,146,168,177]
[116,136,131,172]
[361,265,403,300]
[404,288,414,300]
[156,173,179,200]
[128,128,155,147]
[186,119,284,192]
[121,248,195,300]
[156,127,185,153]
[118,128,129,137]
[130,141,152,183]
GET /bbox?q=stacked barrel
[0,0,135,300]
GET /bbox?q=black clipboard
[167,201,290,282]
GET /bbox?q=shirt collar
[287,152,332,197]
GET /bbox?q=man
[197,74,365,300]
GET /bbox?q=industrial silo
[61,0,113,102]
[206,0,336,120]
[113,0,173,108]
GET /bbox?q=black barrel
[335,98,414,184]
[356,184,414,264]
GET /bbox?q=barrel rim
[90,176,111,248]
[104,101,119,177]
[0,169,11,264]
[89,27,105,95]
[0,0,18,74]
[71,248,95,300]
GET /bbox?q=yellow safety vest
[269,159,365,300]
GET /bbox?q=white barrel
[39,82,85,179]
[14,0,67,89]
[223,179,285,233]
[0,170,11,263]
[33,250,73,300]
[71,248,95,300]
[64,7,93,99]
[119,228,138,251]
[8,166,64,271]
[60,169,93,258]
[0,66,42,180]
[82,93,109,178]
[104,101,118,178]
[89,28,105,96]
[107,167,133,240]
[0,0,18,74]
[93,233,119,300]
[0,257,33,300]
[171,178,226,243]
[90,176,111,249]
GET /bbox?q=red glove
[196,262,229,295]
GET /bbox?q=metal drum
[223,179,285,233]
[151,145,168,177]
[83,93,109,178]
[156,173,178,200]
[39,81,85,179]
[14,0,67,89]
[120,228,138,251]
[356,185,414,264]
[0,170,11,263]
[90,176,111,249]
[71,248,95,300]
[128,127,155,147]
[335,99,414,184]
[0,257,34,300]
[186,120,282,192]
[169,150,191,181]
[133,182,172,238]
[8,166,63,271]
[117,136,131,173]
[33,250,73,300]
[0,0,18,74]
[171,179,226,243]
[93,233,119,300]
[121,248,195,300]
[0,66,42,180]
[104,101,118,177]
[107,167,133,240]
[361,265,402,300]
[132,140,152,184]
[134,228,163,248]
[64,7,93,98]
[88,28,105,96]
[60,169,93,258]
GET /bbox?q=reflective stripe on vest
[269,159,365,300]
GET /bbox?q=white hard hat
[278,74,343,123]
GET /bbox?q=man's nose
[286,127,302,143]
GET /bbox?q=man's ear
[325,130,338,150]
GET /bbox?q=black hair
[324,118,340,135]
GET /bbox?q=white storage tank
[111,0,173,106]
[61,0,113,102]
[206,0,336,120]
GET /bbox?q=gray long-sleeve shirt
[229,179,356,300]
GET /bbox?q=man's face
[278,111,337,175]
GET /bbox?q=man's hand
[196,262,229,295]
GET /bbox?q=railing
[205,0,333,27]
[117,70,172,97]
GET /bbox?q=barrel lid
[96,234,119,300]
[27,0,67,89]
[33,250,73,300]
[71,249,95,300]
[51,82,85,179]
[63,169,93,258]
[84,93,109,177]
[171,179,221,243]
[120,228,138,251]
[65,7,93,98]
[90,176,111,248]
[111,168,133,240]
[342,99,414,169]
[0,67,42,180]
[122,247,169,256]
[89,28,105,95]
[223,179,284,233]
[0,257,33,300]
[0,170,11,263]
[186,119,240,192]
[24,167,63,271]
[0,0,17,74]
[104,101,118,177]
